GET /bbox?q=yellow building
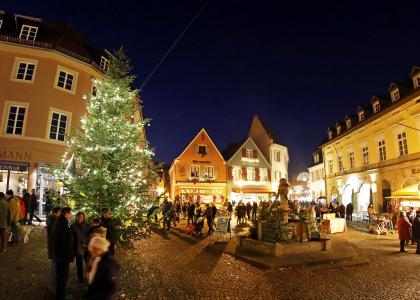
[321,67,420,214]
[0,12,136,214]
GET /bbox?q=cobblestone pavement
[1,220,420,300]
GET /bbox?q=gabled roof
[174,128,225,162]
[249,115,283,145]
[223,137,271,167]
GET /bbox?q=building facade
[169,129,227,203]
[248,115,289,190]
[321,67,420,213]
[308,149,325,201]
[223,137,272,203]
[0,12,135,214]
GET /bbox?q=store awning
[386,184,420,200]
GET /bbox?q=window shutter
[242,148,246,157]
[242,167,247,180]
[255,168,260,181]
[227,166,233,180]
[253,149,257,158]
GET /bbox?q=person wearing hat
[87,236,120,300]
[411,210,420,254]
[101,208,117,256]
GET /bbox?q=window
[203,166,214,178]
[378,140,386,161]
[15,61,36,81]
[100,56,110,72]
[359,112,365,122]
[49,112,68,141]
[328,131,333,140]
[397,132,408,156]
[391,89,400,102]
[6,105,26,135]
[337,126,341,135]
[349,152,355,169]
[247,167,256,181]
[328,159,333,175]
[259,168,268,181]
[314,154,319,164]
[338,156,343,171]
[362,147,369,165]
[190,165,200,178]
[246,148,253,158]
[198,145,207,156]
[56,70,75,91]
[232,166,242,181]
[275,151,281,162]
[413,74,420,89]
[19,25,38,41]
[373,102,380,113]
[346,119,352,129]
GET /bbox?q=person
[88,219,103,237]
[71,212,89,283]
[18,193,26,224]
[87,236,120,300]
[147,205,159,222]
[6,190,21,246]
[252,202,258,220]
[187,202,195,226]
[397,211,412,253]
[407,207,417,245]
[236,203,244,225]
[181,201,187,218]
[204,204,213,235]
[29,189,41,225]
[0,192,10,252]
[45,190,53,216]
[52,207,74,300]
[328,202,334,213]
[47,207,61,291]
[368,203,375,223]
[101,208,117,256]
[411,211,420,254]
[346,202,354,221]
[22,189,31,224]
[175,198,181,223]
[339,204,346,219]
[227,202,233,216]
[162,198,172,230]
[246,202,252,220]
[195,203,202,223]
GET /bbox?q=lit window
[6,105,26,135]
[190,165,200,178]
[362,147,369,165]
[314,154,319,164]
[203,166,214,178]
[19,25,38,41]
[246,148,253,159]
[328,159,333,175]
[378,140,386,161]
[337,126,341,135]
[247,167,256,181]
[328,131,333,140]
[346,119,352,129]
[413,74,420,89]
[232,166,242,181]
[56,70,75,91]
[338,156,343,171]
[49,112,68,141]
[100,56,110,72]
[359,112,365,122]
[349,152,355,169]
[391,89,400,102]
[275,151,281,162]
[397,132,408,156]
[15,61,36,81]
[259,168,268,181]
[373,102,380,113]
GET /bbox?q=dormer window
[373,102,380,113]
[413,74,420,89]
[328,130,333,140]
[391,89,400,102]
[100,56,110,72]
[336,125,341,135]
[314,154,320,164]
[346,119,352,129]
[358,111,365,122]
[19,25,38,41]
[0,20,3,30]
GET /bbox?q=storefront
[0,160,29,194]
[229,191,270,204]
[178,184,227,204]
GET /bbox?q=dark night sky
[3,0,420,177]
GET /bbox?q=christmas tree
[55,49,157,247]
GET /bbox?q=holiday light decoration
[54,49,158,247]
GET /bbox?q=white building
[308,149,326,201]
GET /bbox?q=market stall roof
[386,184,420,199]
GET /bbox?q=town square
[0,1,420,300]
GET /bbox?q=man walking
[29,189,41,225]
[0,192,10,252]
[6,190,21,246]
[52,207,74,300]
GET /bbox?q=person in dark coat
[411,211,420,254]
[246,203,252,220]
[339,204,346,219]
[252,202,258,220]
[47,207,61,290]
[204,204,213,235]
[29,189,41,225]
[187,202,195,226]
[71,212,89,283]
[22,189,31,224]
[101,208,117,256]
[52,207,74,300]
[346,202,354,221]
[227,202,233,215]
[87,236,120,300]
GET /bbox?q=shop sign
[192,160,211,164]
[0,160,29,172]
[0,150,31,161]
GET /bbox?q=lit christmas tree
[56,49,157,247]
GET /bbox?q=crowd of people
[397,209,420,254]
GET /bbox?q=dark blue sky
[3,0,420,177]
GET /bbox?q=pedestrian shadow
[150,227,171,240]
[183,241,228,273]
